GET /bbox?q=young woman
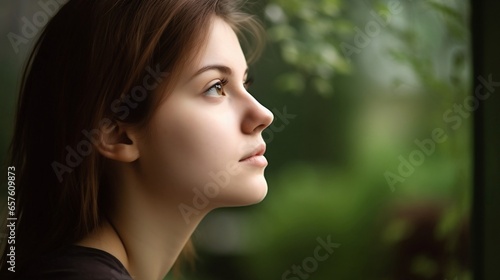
[0,0,274,279]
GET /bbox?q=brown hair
[0,0,264,276]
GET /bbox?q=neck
[77,171,210,280]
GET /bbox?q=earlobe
[96,122,140,163]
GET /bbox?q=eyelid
[202,72,252,96]
[203,78,228,96]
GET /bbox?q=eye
[204,79,228,97]
[244,76,254,90]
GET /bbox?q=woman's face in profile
[136,17,274,213]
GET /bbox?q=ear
[95,121,140,162]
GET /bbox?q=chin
[215,176,269,208]
[242,181,268,205]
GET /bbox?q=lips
[239,143,266,162]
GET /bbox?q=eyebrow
[190,64,248,80]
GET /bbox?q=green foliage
[243,163,392,279]
[241,0,472,279]
[0,1,472,279]
[263,0,353,96]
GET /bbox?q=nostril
[254,123,268,133]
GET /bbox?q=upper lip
[239,143,266,161]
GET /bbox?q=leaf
[275,72,305,94]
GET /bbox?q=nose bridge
[249,91,272,116]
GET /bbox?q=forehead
[190,17,247,73]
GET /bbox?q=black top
[13,245,133,280]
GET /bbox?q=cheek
[139,101,239,199]
[137,97,269,209]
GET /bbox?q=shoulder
[14,245,133,280]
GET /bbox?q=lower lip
[239,155,268,167]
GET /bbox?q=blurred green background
[0,0,471,279]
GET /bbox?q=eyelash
[204,76,255,97]
[205,78,229,96]
[244,76,254,89]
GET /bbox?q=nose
[240,92,274,134]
